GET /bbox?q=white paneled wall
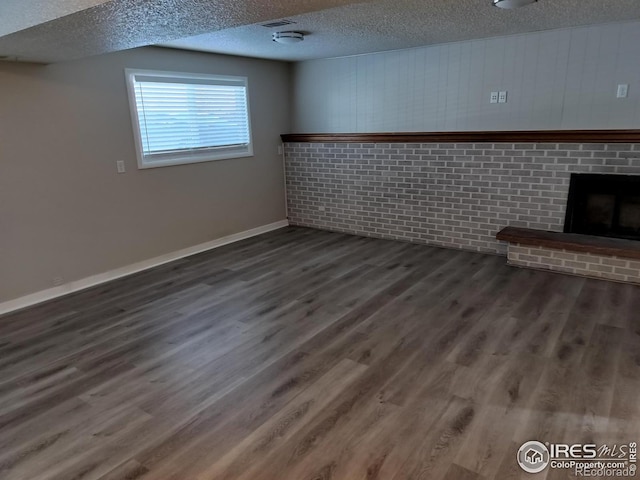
[292,21,640,133]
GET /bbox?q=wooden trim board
[496,226,640,260]
[281,130,640,144]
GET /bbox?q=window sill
[138,149,253,169]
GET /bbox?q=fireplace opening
[564,174,640,241]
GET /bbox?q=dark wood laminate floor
[1,226,639,480]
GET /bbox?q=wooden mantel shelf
[496,227,640,260]
[281,129,640,144]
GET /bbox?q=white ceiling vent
[260,19,296,28]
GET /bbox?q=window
[125,69,252,169]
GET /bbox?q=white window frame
[124,68,253,169]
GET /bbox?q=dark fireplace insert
[564,174,640,241]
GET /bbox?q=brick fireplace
[283,131,640,284]
[564,173,640,240]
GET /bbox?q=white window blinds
[125,70,253,168]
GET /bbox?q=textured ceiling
[0,0,370,63]
[1,0,640,63]
[0,0,113,37]
[163,0,640,61]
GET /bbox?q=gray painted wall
[0,47,290,303]
[292,21,640,133]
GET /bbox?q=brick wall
[284,142,640,254]
[507,244,640,285]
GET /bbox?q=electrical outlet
[498,91,508,103]
[278,145,283,155]
[116,160,126,174]
[490,92,499,104]
[318,206,326,212]
[53,276,64,287]
[617,84,629,98]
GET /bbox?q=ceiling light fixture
[272,31,304,44]
[493,0,537,8]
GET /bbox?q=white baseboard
[0,220,289,316]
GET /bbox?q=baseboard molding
[0,220,289,316]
